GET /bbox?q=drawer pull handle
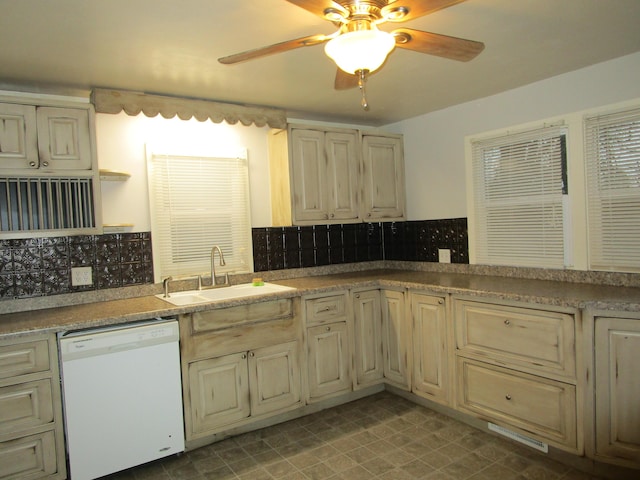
[504,319,511,326]
[505,394,512,400]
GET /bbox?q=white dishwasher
[59,318,185,480]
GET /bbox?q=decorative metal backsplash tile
[0,233,153,300]
[252,218,468,272]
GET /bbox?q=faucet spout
[210,246,227,286]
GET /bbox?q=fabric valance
[91,88,287,129]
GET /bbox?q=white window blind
[147,152,253,280]
[585,107,640,272]
[471,126,568,268]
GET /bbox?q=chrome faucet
[210,246,228,286]
[162,276,173,297]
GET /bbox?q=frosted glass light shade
[324,29,395,74]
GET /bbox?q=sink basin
[156,282,296,306]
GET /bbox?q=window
[147,150,253,281]
[585,107,640,272]
[469,125,569,268]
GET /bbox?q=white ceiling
[1,0,639,126]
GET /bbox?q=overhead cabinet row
[0,102,94,172]
[269,125,405,225]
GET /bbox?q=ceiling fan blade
[218,33,332,64]
[392,28,484,61]
[285,0,347,20]
[334,68,359,90]
[382,0,467,22]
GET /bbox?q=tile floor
[105,392,604,480]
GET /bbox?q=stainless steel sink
[156,282,296,306]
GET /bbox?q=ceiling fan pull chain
[358,70,369,110]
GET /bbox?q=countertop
[2,268,640,337]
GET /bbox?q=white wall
[387,51,640,220]
[96,113,273,230]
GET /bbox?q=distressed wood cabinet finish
[360,133,405,221]
[0,102,93,172]
[304,291,352,401]
[411,292,450,405]
[268,125,405,225]
[457,357,577,450]
[454,297,580,453]
[593,315,640,466]
[181,298,303,440]
[352,289,384,388]
[381,289,410,390]
[287,127,359,224]
[0,334,66,480]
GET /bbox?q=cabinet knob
[241,353,247,359]
[505,394,512,400]
[42,161,49,167]
[330,213,335,218]
[355,294,360,299]
[438,299,444,305]
[326,326,331,331]
[249,351,255,357]
[504,319,511,326]
[29,161,37,167]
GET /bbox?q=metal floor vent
[488,423,549,453]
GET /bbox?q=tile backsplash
[0,219,467,300]
[252,218,468,272]
[0,233,154,299]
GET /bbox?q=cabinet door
[188,353,250,435]
[248,342,301,417]
[36,107,92,171]
[325,131,359,221]
[360,134,405,221]
[290,128,328,222]
[412,293,449,405]
[595,317,640,463]
[307,322,351,400]
[382,289,410,390]
[0,103,38,170]
[353,290,384,387]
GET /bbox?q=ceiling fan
[218,0,485,109]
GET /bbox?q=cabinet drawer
[191,298,294,333]
[0,430,58,478]
[455,300,575,378]
[304,292,348,326]
[457,358,577,450]
[0,339,50,379]
[0,379,54,434]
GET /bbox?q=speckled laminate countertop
[1,268,639,337]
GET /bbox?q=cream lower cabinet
[352,289,384,388]
[181,298,303,441]
[188,341,300,436]
[304,292,352,402]
[381,289,410,390]
[0,334,66,480]
[454,297,579,453]
[411,292,450,405]
[591,314,640,467]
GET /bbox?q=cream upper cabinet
[411,292,450,405]
[0,102,93,172]
[381,289,410,390]
[360,133,405,221]
[352,289,384,388]
[269,125,405,226]
[0,103,37,170]
[288,127,359,224]
[593,316,640,467]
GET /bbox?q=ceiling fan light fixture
[324,29,395,75]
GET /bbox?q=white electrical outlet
[71,266,93,286]
[438,249,451,263]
